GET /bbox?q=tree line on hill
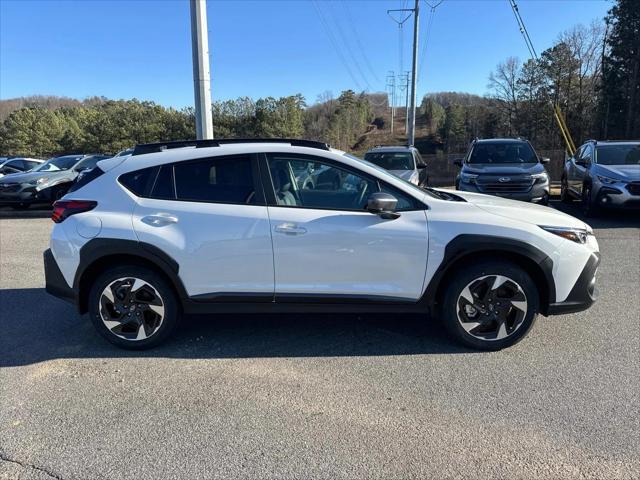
[0,0,636,158]
[419,0,639,152]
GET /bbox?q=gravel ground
[0,202,638,480]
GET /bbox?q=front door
[262,153,429,301]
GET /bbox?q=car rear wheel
[441,261,539,350]
[88,266,180,349]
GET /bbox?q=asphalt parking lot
[0,202,638,480]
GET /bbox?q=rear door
[130,154,275,299]
[261,152,429,301]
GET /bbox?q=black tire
[88,266,180,349]
[560,177,572,203]
[538,193,550,206]
[582,184,598,217]
[440,260,540,351]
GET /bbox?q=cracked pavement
[1,203,639,479]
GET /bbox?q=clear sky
[0,0,611,108]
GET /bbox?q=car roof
[474,138,529,144]
[365,145,415,153]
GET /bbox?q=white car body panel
[267,206,429,299]
[131,197,274,296]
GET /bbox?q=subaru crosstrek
[455,138,551,205]
[44,139,600,351]
[560,140,640,215]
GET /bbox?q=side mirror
[366,192,400,219]
[540,157,550,164]
[575,158,588,167]
[417,164,428,169]
[453,159,464,168]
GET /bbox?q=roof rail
[132,138,331,156]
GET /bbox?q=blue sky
[1,0,611,108]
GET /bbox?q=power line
[508,0,537,60]
[311,0,363,91]
[341,0,381,84]
[418,1,444,81]
[324,1,372,91]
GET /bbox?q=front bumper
[593,182,640,209]
[44,248,77,305]
[458,181,549,203]
[547,252,600,315]
[0,183,61,204]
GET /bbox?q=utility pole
[407,0,419,146]
[388,3,419,145]
[386,72,396,135]
[190,0,213,140]
[402,71,410,135]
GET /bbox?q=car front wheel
[441,261,539,350]
[88,266,180,349]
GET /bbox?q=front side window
[174,155,256,204]
[266,154,419,211]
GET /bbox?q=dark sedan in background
[0,154,109,209]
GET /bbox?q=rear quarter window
[119,167,156,197]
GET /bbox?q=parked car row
[365,137,638,216]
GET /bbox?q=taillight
[51,200,97,223]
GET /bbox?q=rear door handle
[141,213,178,227]
[274,222,307,235]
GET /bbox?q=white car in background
[44,139,599,351]
[364,145,428,187]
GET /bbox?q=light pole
[190,0,213,139]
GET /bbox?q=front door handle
[141,213,178,227]
[274,222,307,235]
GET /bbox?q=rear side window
[151,165,175,200]
[173,155,256,204]
[68,167,105,193]
[119,167,155,196]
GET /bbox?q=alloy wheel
[99,277,165,341]
[456,275,528,341]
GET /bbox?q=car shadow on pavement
[549,200,640,229]
[0,288,472,367]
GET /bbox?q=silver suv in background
[455,139,550,205]
[0,157,44,178]
[561,140,640,216]
[364,145,428,187]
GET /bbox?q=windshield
[364,152,415,170]
[35,155,82,172]
[596,144,640,165]
[468,142,537,164]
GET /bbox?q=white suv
[44,139,600,350]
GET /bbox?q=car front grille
[626,182,640,196]
[476,176,533,194]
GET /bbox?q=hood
[0,170,71,184]
[389,169,415,181]
[462,162,544,175]
[595,164,640,180]
[451,190,588,230]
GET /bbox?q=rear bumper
[44,249,77,306]
[547,252,600,315]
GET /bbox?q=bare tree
[488,57,521,135]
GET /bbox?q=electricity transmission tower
[190,0,213,139]
[386,72,397,135]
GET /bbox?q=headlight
[540,225,590,244]
[27,177,48,186]
[596,175,620,185]
[460,173,478,184]
[532,172,549,184]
